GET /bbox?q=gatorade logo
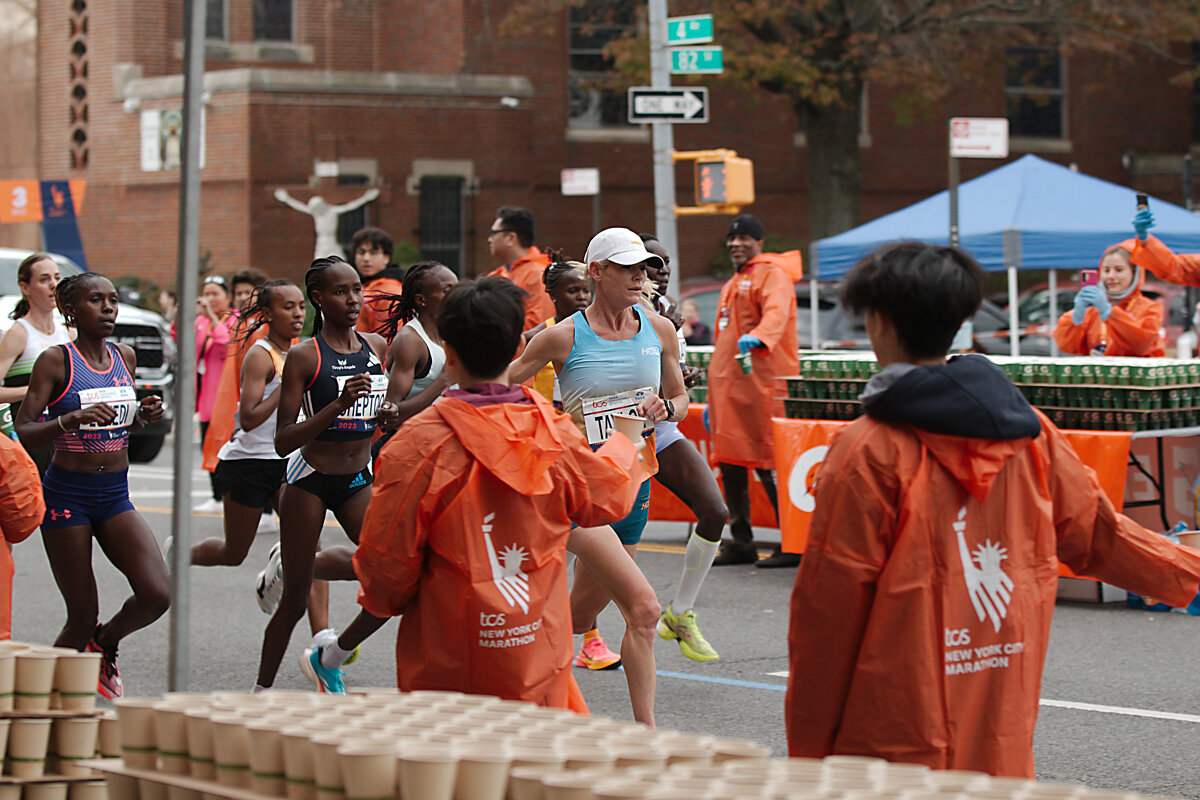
[787,445,829,513]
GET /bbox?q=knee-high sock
[673,533,720,612]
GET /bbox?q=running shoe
[573,635,621,670]
[86,627,123,699]
[255,541,283,614]
[311,629,360,666]
[657,603,719,662]
[193,498,223,514]
[300,647,345,694]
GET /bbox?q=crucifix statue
[274,186,381,261]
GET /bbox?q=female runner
[0,253,71,473]
[523,259,591,407]
[15,273,168,699]
[253,256,395,692]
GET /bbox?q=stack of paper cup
[7,717,53,777]
[52,717,100,777]
[114,698,159,770]
[14,650,57,711]
[54,652,101,713]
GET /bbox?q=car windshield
[0,253,84,295]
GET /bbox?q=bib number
[581,386,653,446]
[77,386,138,431]
[337,374,388,421]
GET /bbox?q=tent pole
[1007,266,1020,357]
[809,241,820,351]
[1048,270,1059,356]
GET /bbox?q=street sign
[949,117,1009,158]
[561,168,600,196]
[666,14,713,46]
[628,87,709,124]
[670,46,723,74]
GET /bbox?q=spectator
[486,206,554,331]
[680,298,712,346]
[1052,242,1163,357]
[351,227,406,340]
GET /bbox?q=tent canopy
[814,154,1200,280]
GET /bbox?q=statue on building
[274,187,381,261]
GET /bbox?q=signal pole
[648,0,681,298]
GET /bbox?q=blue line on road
[656,670,786,692]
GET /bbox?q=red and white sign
[560,168,600,197]
[949,117,1009,158]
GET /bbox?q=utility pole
[647,0,680,298]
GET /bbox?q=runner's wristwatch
[663,399,675,421]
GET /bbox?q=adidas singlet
[4,318,71,388]
[46,342,138,453]
[302,332,387,442]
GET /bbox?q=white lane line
[766,671,789,677]
[130,491,212,499]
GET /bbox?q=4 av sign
[627,87,709,124]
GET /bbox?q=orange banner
[0,181,42,223]
[771,418,1133,555]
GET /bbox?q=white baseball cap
[584,227,665,270]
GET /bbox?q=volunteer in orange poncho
[354,277,646,707]
[1052,241,1164,357]
[486,206,554,331]
[0,435,44,639]
[1127,205,1200,288]
[351,227,406,339]
[707,215,801,568]
[787,242,1200,777]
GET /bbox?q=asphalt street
[11,435,1200,797]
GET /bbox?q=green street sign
[666,14,713,46]
[670,46,723,75]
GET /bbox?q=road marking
[637,543,687,555]
[655,670,785,691]
[131,491,212,499]
[1037,698,1200,724]
[134,505,342,529]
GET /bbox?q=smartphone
[1136,193,1149,210]
[1081,269,1099,287]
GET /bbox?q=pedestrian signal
[673,149,755,215]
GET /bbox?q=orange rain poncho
[787,355,1200,777]
[708,254,800,469]
[1131,234,1200,287]
[488,247,554,332]
[0,436,44,639]
[1053,240,1164,358]
[353,386,642,707]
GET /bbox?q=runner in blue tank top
[511,227,689,725]
[15,273,168,700]
[253,256,398,694]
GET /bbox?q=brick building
[33,0,1200,290]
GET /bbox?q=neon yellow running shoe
[657,603,719,662]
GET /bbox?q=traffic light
[673,149,755,214]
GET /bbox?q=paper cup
[592,781,656,800]
[248,723,288,797]
[14,651,58,711]
[453,743,510,800]
[397,743,458,800]
[53,717,100,777]
[540,774,600,800]
[138,780,167,800]
[98,711,122,758]
[210,714,251,787]
[153,703,191,776]
[166,789,203,800]
[184,708,216,780]
[54,652,101,712]
[26,782,70,800]
[281,726,318,800]
[104,773,141,800]
[509,764,565,800]
[115,698,160,769]
[8,717,53,777]
[611,413,645,443]
[69,783,110,800]
[0,782,17,800]
[312,735,349,800]
[0,652,15,711]
[736,352,753,375]
[708,739,769,764]
[338,743,397,800]
[0,718,9,763]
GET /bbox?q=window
[418,177,465,275]
[568,0,636,128]
[336,174,371,257]
[205,0,225,40]
[254,0,293,41]
[1005,46,1065,139]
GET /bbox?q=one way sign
[627,87,709,124]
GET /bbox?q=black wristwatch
[663,398,675,421]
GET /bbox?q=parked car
[679,278,1051,354]
[0,248,176,462]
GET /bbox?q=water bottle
[1177,329,1198,360]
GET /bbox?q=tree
[545,0,1200,240]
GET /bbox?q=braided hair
[304,255,353,337]
[541,255,587,298]
[232,279,298,348]
[54,273,105,329]
[375,260,445,341]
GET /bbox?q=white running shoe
[257,512,280,534]
[310,629,361,666]
[255,541,283,614]
[193,498,223,514]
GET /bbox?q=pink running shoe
[573,635,622,670]
[86,627,123,699]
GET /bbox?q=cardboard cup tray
[78,760,277,800]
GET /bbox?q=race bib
[337,374,388,421]
[77,386,138,431]
[581,386,654,446]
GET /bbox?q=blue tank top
[302,332,387,442]
[46,342,139,453]
[559,304,662,443]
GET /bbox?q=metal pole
[169,0,205,690]
[808,241,820,351]
[1004,228,1021,358]
[948,154,960,248]
[1048,269,1059,356]
[648,0,680,298]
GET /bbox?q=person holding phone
[1128,201,1200,288]
[1052,241,1164,357]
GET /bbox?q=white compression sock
[673,533,720,612]
[320,640,354,669]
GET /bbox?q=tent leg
[1008,266,1020,357]
[1048,270,1059,356]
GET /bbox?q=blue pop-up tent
[813,154,1200,280]
[807,154,1200,355]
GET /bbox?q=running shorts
[215,458,286,509]
[285,452,373,510]
[652,420,685,455]
[41,464,136,530]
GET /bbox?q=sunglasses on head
[203,276,227,286]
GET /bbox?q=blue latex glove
[702,405,710,433]
[1076,285,1112,321]
[1133,208,1155,241]
[737,334,764,355]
